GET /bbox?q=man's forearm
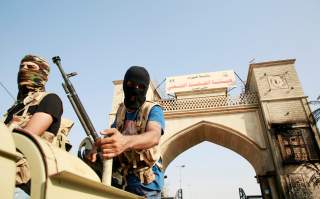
[125,130,160,150]
[99,122,162,159]
[24,112,53,136]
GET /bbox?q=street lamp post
[177,165,186,189]
[176,164,186,199]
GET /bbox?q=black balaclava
[123,66,150,110]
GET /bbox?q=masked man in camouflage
[88,66,165,199]
[3,55,64,199]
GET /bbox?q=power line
[234,71,246,88]
[153,78,166,98]
[0,81,15,101]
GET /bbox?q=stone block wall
[247,59,320,199]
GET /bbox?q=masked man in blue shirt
[88,66,165,199]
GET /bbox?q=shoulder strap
[3,92,50,128]
[2,92,49,123]
[115,103,126,131]
[137,101,159,134]
[22,92,49,114]
[23,92,48,105]
[115,101,161,133]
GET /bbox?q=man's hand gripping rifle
[52,56,112,185]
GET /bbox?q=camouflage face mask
[17,55,50,92]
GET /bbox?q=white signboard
[166,70,236,94]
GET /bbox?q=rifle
[52,56,112,185]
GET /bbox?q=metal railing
[158,92,259,112]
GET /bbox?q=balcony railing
[157,92,259,112]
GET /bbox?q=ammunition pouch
[16,151,31,185]
[138,167,155,185]
[53,118,74,151]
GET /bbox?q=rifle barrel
[52,56,100,141]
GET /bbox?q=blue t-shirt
[112,105,165,191]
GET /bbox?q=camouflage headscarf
[17,54,50,92]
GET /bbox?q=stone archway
[161,120,269,175]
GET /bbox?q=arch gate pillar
[247,59,320,198]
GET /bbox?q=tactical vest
[114,101,163,186]
[3,91,74,185]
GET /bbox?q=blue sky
[1,1,320,198]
